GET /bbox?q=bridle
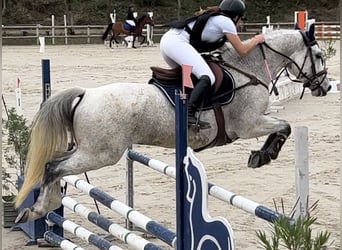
[262,30,328,98]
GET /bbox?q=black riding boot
[188,75,211,129]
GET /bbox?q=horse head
[285,23,331,96]
[138,13,154,27]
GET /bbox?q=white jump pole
[146,12,154,46]
[295,126,309,219]
[39,36,45,53]
[15,78,22,115]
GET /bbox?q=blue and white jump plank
[127,149,287,223]
[46,212,123,250]
[63,175,177,248]
[62,196,163,250]
[44,231,85,250]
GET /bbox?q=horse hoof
[15,208,31,223]
[248,150,271,168]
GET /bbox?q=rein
[209,59,269,102]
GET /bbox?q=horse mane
[137,14,148,23]
[221,29,303,64]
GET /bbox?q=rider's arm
[225,33,264,57]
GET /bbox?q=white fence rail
[2,21,339,45]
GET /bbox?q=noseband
[263,31,328,98]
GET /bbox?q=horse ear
[306,22,316,41]
[294,23,301,30]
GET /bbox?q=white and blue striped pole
[62,196,162,250]
[63,175,177,247]
[46,212,123,250]
[44,231,85,250]
[127,149,286,223]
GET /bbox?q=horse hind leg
[140,35,146,45]
[15,179,61,223]
[248,123,291,168]
[15,148,77,223]
[16,146,120,223]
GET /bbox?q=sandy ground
[1,40,340,249]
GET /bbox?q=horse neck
[221,30,304,85]
[136,17,147,32]
[265,30,304,59]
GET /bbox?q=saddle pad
[123,22,131,31]
[149,68,235,110]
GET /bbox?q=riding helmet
[219,0,246,18]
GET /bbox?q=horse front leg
[132,35,137,48]
[109,35,113,48]
[248,119,291,168]
[140,35,146,45]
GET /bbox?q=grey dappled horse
[15,25,330,223]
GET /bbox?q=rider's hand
[253,34,265,44]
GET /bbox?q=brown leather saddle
[151,60,224,94]
[149,59,236,151]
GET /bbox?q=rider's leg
[160,30,215,128]
[188,75,211,127]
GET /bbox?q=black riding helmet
[219,0,246,21]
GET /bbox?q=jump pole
[41,59,51,105]
[294,126,309,219]
[46,212,123,250]
[63,175,177,247]
[15,77,22,115]
[44,231,85,250]
[126,149,285,223]
[61,196,162,250]
[146,12,154,46]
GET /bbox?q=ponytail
[194,6,220,16]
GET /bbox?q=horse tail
[15,87,86,208]
[102,22,113,40]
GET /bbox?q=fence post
[87,25,90,44]
[51,15,55,45]
[295,126,309,219]
[64,15,68,45]
[36,24,40,45]
[125,145,134,230]
[175,90,188,250]
[41,59,51,105]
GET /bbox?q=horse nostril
[327,85,332,92]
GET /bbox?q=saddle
[149,56,236,151]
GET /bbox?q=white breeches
[159,28,215,85]
[126,20,136,26]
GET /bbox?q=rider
[160,0,265,128]
[125,6,137,32]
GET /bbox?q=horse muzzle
[304,69,331,96]
[309,79,331,96]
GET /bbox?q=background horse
[102,14,154,48]
[15,24,330,223]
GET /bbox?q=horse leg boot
[188,75,211,129]
[248,124,291,168]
